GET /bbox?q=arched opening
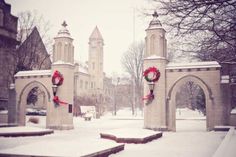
[167,75,213,131]
[26,87,47,114]
[18,81,50,126]
[150,35,156,55]
[175,81,206,131]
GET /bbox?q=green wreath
[143,67,160,82]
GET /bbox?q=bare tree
[176,81,206,115]
[150,0,236,62]
[121,41,145,113]
[17,10,52,52]
[8,10,52,82]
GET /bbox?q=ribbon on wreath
[142,92,154,105]
[53,96,68,106]
[142,94,154,100]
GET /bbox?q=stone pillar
[143,12,168,131]
[47,64,74,130]
[143,58,167,130]
[46,21,74,130]
[8,84,17,124]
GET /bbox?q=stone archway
[166,75,214,131]
[143,12,228,131]
[17,81,51,126]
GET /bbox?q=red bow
[53,96,68,106]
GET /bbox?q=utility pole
[133,7,136,116]
[114,77,120,116]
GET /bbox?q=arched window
[0,9,4,26]
[80,80,83,89]
[93,62,95,70]
[150,35,156,55]
[64,44,68,62]
[57,42,62,60]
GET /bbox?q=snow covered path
[111,126,225,157]
[0,113,227,157]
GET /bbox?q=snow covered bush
[28,117,39,124]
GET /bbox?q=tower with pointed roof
[143,12,168,130]
[88,26,104,91]
[53,21,74,64]
[145,11,167,58]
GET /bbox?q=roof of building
[147,11,163,30]
[89,26,103,40]
[14,70,51,77]
[166,61,221,69]
[74,60,89,74]
[144,55,166,60]
[55,21,72,39]
[221,57,236,64]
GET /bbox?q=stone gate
[143,12,227,131]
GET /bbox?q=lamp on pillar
[148,82,155,100]
[52,85,58,96]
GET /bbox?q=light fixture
[52,85,58,96]
[148,82,155,100]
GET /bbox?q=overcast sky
[5,0,155,76]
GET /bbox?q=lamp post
[148,82,155,100]
[114,77,120,116]
[96,88,102,118]
[52,85,58,96]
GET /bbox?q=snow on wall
[14,70,51,77]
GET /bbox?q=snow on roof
[231,108,236,114]
[74,60,89,74]
[14,70,51,77]
[79,67,89,74]
[166,61,221,70]
[52,60,74,66]
[144,55,166,60]
[80,106,96,113]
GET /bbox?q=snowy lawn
[0,109,228,157]
[111,119,225,157]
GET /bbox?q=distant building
[73,26,114,115]
[221,58,236,110]
[0,0,51,112]
[16,27,51,71]
[0,0,18,110]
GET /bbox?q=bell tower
[143,12,168,130]
[88,26,104,91]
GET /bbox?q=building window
[150,35,156,55]
[0,9,3,27]
[80,80,83,89]
[93,62,95,70]
[85,81,88,89]
[68,43,71,62]
[64,44,68,62]
[57,42,62,60]
[91,82,93,89]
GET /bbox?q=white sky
[6,0,154,76]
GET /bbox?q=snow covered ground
[0,108,230,157]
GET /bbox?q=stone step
[100,128,162,144]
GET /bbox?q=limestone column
[8,84,17,124]
[143,12,168,131]
[46,21,74,130]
